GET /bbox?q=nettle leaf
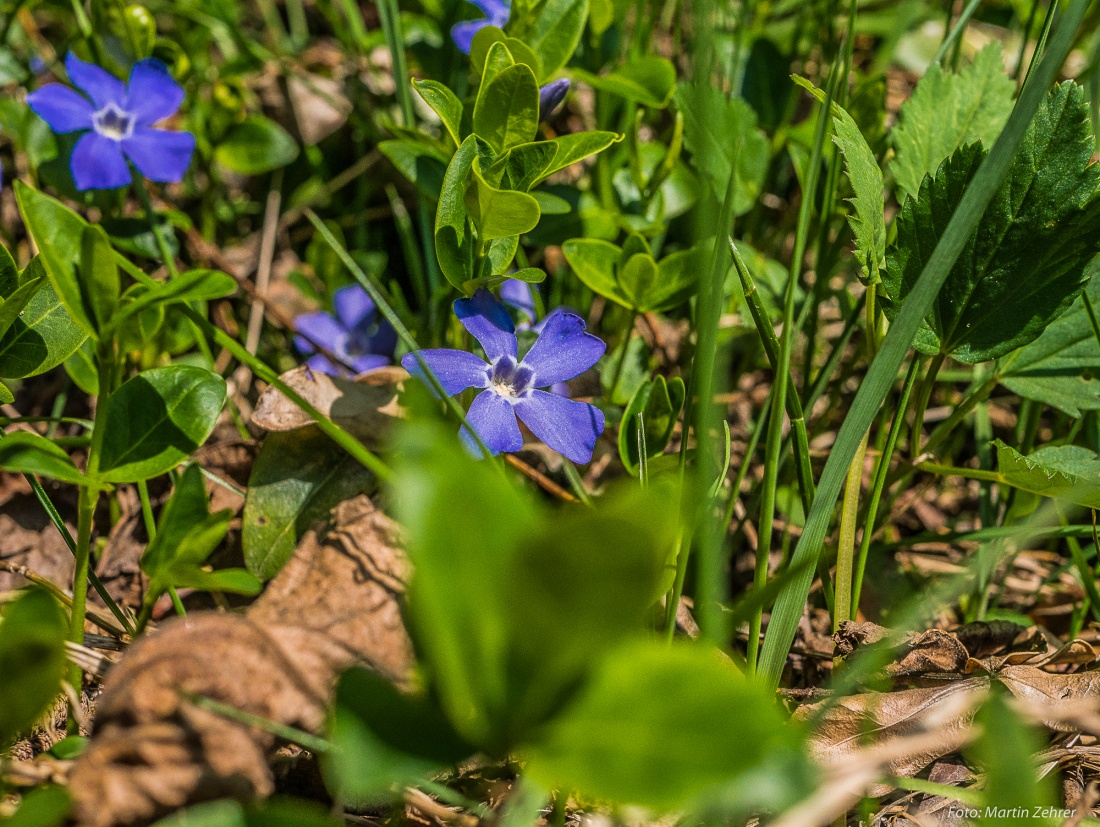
[413,79,463,146]
[618,375,686,474]
[379,140,449,200]
[526,640,809,814]
[675,83,769,216]
[0,588,68,747]
[243,427,376,581]
[881,83,1100,364]
[1000,261,1100,417]
[97,366,227,483]
[473,62,540,155]
[994,440,1100,510]
[215,115,299,175]
[512,0,588,79]
[0,431,87,486]
[572,56,676,108]
[890,43,1014,201]
[0,258,87,379]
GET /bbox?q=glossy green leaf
[0,588,68,746]
[533,130,621,185]
[676,83,769,215]
[0,381,12,404]
[513,0,588,79]
[463,265,546,294]
[562,238,630,305]
[563,237,700,312]
[618,375,685,474]
[526,640,809,813]
[378,140,449,199]
[465,160,542,240]
[470,28,542,80]
[572,56,676,108]
[1,785,71,827]
[0,248,46,341]
[890,44,1015,201]
[215,115,299,174]
[473,63,540,154]
[243,427,376,581]
[999,262,1100,417]
[97,366,227,483]
[994,440,1100,510]
[498,141,558,191]
[881,83,1100,364]
[435,135,484,289]
[0,431,87,485]
[101,269,237,338]
[0,259,88,379]
[78,224,120,331]
[413,79,464,146]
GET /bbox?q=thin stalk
[833,430,868,632]
[132,173,180,279]
[909,353,944,457]
[560,461,594,507]
[852,356,921,610]
[1020,0,1058,91]
[932,0,982,66]
[1013,0,1043,81]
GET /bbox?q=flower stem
[132,171,180,279]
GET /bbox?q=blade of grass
[758,0,1092,690]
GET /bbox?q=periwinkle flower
[295,285,397,376]
[538,78,570,119]
[451,0,510,54]
[402,288,606,463]
[27,53,195,191]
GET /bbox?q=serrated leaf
[1000,261,1100,416]
[890,43,1015,201]
[675,82,769,216]
[881,83,1100,364]
[994,440,1100,510]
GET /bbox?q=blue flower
[27,53,195,191]
[538,78,570,119]
[295,285,397,376]
[451,0,510,54]
[402,288,606,463]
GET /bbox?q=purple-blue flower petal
[467,0,510,22]
[350,353,391,374]
[65,52,125,109]
[306,353,340,376]
[71,132,130,190]
[369,323,398,358]
[451,20,487,54]
[522,310,605,385]
[500,278,536,323]
[26,84,95,133]
[538,79,570,120]
[455,288,518,362]
[125,59,185,126]
[515,390,604,463]
[461,390,522,456]
[295,311,344,352]
[121,127,195,183]
[401,349,489,396]
[333,285,376,330]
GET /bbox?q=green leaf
[153,799,345,827]
[0,380,12,405]
[0,247,47,340]
[562,237,701,312]
[243,427,376,581]
[97,366,227,483]
[675,83,769,215]
[881,83,1100,364]
[513,0,588,79]
[78,224,120,331]
[618,376,685,474]
[0,588,68,746]
[14,181,97,337]
[533,130,622,185]
[994,440,1100,510]
[1000,262,1100,417]
[498,141,558,191]
[526,640,809,813]
[413,79,464,146]
[572,56,676,108]
[1,785,71,827]
[0,431,87,485]
[101,269,237,338]
[470,28,542,81]
[890,43,1015,201]
[465,160,542,240]
[435,135,483,289]
[214,115,299,174]
[463,266,546,294]
[378,140,449,200]
[473,63,540,154]
[562,238,630,305]
[0,260,88,379]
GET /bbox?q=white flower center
[92,103,135,141]
[486,356,535,401]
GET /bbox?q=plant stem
[909,353,944,457]
[833,430,868,632]
[608,312,637,401]
[132,172,180,279]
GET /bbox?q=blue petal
[350,353,391,374]
[369,323,398,358]
[538,79,570,120]
[71,132,130,191]
[26,84,94,133]
[500,278,536,323]
[522,310,605,385]
[401,349,489,396]
[461,390,522,456]
[65,53,125,109]
[451,20,487,54]
[125,59,185,126]
[455,288,517,362]
[305,353,340,376]
[333,285,376,330]
[515,390,604,463]
[295,311,345,352]
[121,128,195,183]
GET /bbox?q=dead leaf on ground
[288,73,352,145]
[68,495,414,827]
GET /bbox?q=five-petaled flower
[402,288,606,463]
[27,53,196,191]
[295,285,397,376]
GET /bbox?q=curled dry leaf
[68,496,414,827]
[833,621,969,679]
[251,364,406,446]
